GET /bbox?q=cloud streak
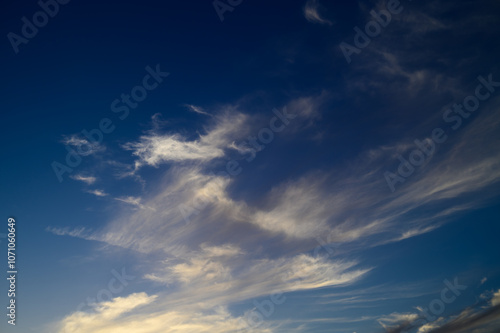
[48,84,500,332]
[184,104,213,116]
[70,174,97,184]
[86,189,108,197]
[304,0,333,25]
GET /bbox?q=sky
[1,0,500,332]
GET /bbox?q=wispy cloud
[46,226,89,238]
[54,293,274,333]
[62,134,105,156]
[49,88,500,333]
[114,196,148,209]
[86,189,108,197]
[52,249,368,333]
[184,104,212,116]
[52,96,500,250]
[55,293,159,333]
[304,0,333,25]
[120,93,328,178]
[122,110,250,172]
[492,290,500,307]
[70,174,97,185]
[378,312,419,331]
[377,289,500,333]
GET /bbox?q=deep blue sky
[1,0,500,332]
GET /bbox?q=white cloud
[184,104,212,116]
[120,95,327,175]
[378,312,419,331]
[125,133,224,164]
[251,174,335,239]
[304,0,333,25]
[56,293,156,333]
[144,250,369,300]
[55,294,273,333]
[492,289,500,307]
[409,293,500,333]
[46,226,89,238]
[62,134,105,156]
[52,101,500,249]
[200,243,243,257]
[122,110,249,171]
[49,93,500,333]
[417,322,441,333]
[114,196,151,210]
[52,101,500,251]
[86,189,108,197]
[71,174,97,185]
[397,225,439,241]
